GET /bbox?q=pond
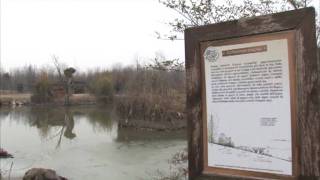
[0,106,186,180]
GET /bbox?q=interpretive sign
[185,8,319,180]
[203,33,294,176]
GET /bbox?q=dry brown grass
[0,93,31,102]
[0,93,97,106]
[69,94,96,104]
[115,92,186,130]
[46,93,97,105]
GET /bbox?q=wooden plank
[294,8,320,179]
[185,8,312,42]
[185,7,319,180]
[185,28,204,179]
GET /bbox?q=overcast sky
[0,0,185,71]
[1,0,319,71]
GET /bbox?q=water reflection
[1,105,117,148]
[64,109,76,139]
[0,106,186,180]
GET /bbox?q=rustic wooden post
[185,7,319,180]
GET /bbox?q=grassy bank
[115,93,186,131]
[0,93,96,106]
[0,93,31,106]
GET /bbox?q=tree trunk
[64,78,71,106]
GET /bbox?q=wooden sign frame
[185,7,319,180]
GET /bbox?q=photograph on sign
[203,38,293,175]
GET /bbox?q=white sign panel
[204,39,292,175]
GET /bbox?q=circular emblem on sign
[204,47,219,63]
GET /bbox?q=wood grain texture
[185,7,319,180]
[294,8,320,180]
[185,8,311,43]
[185,28,204,179]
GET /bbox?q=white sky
[0,0,319,71]
[0,0,185,71]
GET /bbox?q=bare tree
[64,68,76,105]
[52,55,76,106]
[52,55,65,83]
[158,0,318,43]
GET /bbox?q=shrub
[31,74,53,103]
[17,83,24,93]
[90,73,113,102]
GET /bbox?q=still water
[0,106,186,180]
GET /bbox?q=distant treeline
[0,56,185,101]
[0,65,40,92]
[0,57,186,128]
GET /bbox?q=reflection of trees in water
[0,109,10,119]
[116,128,186,142]
[0,107,31,125]
[29,107,66,139]
[85,107,114,132]
[0,106,117,148]
[28,106,115,136]
[26,107,76,148]
[55,108,76,148]
[64,110,76,139]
